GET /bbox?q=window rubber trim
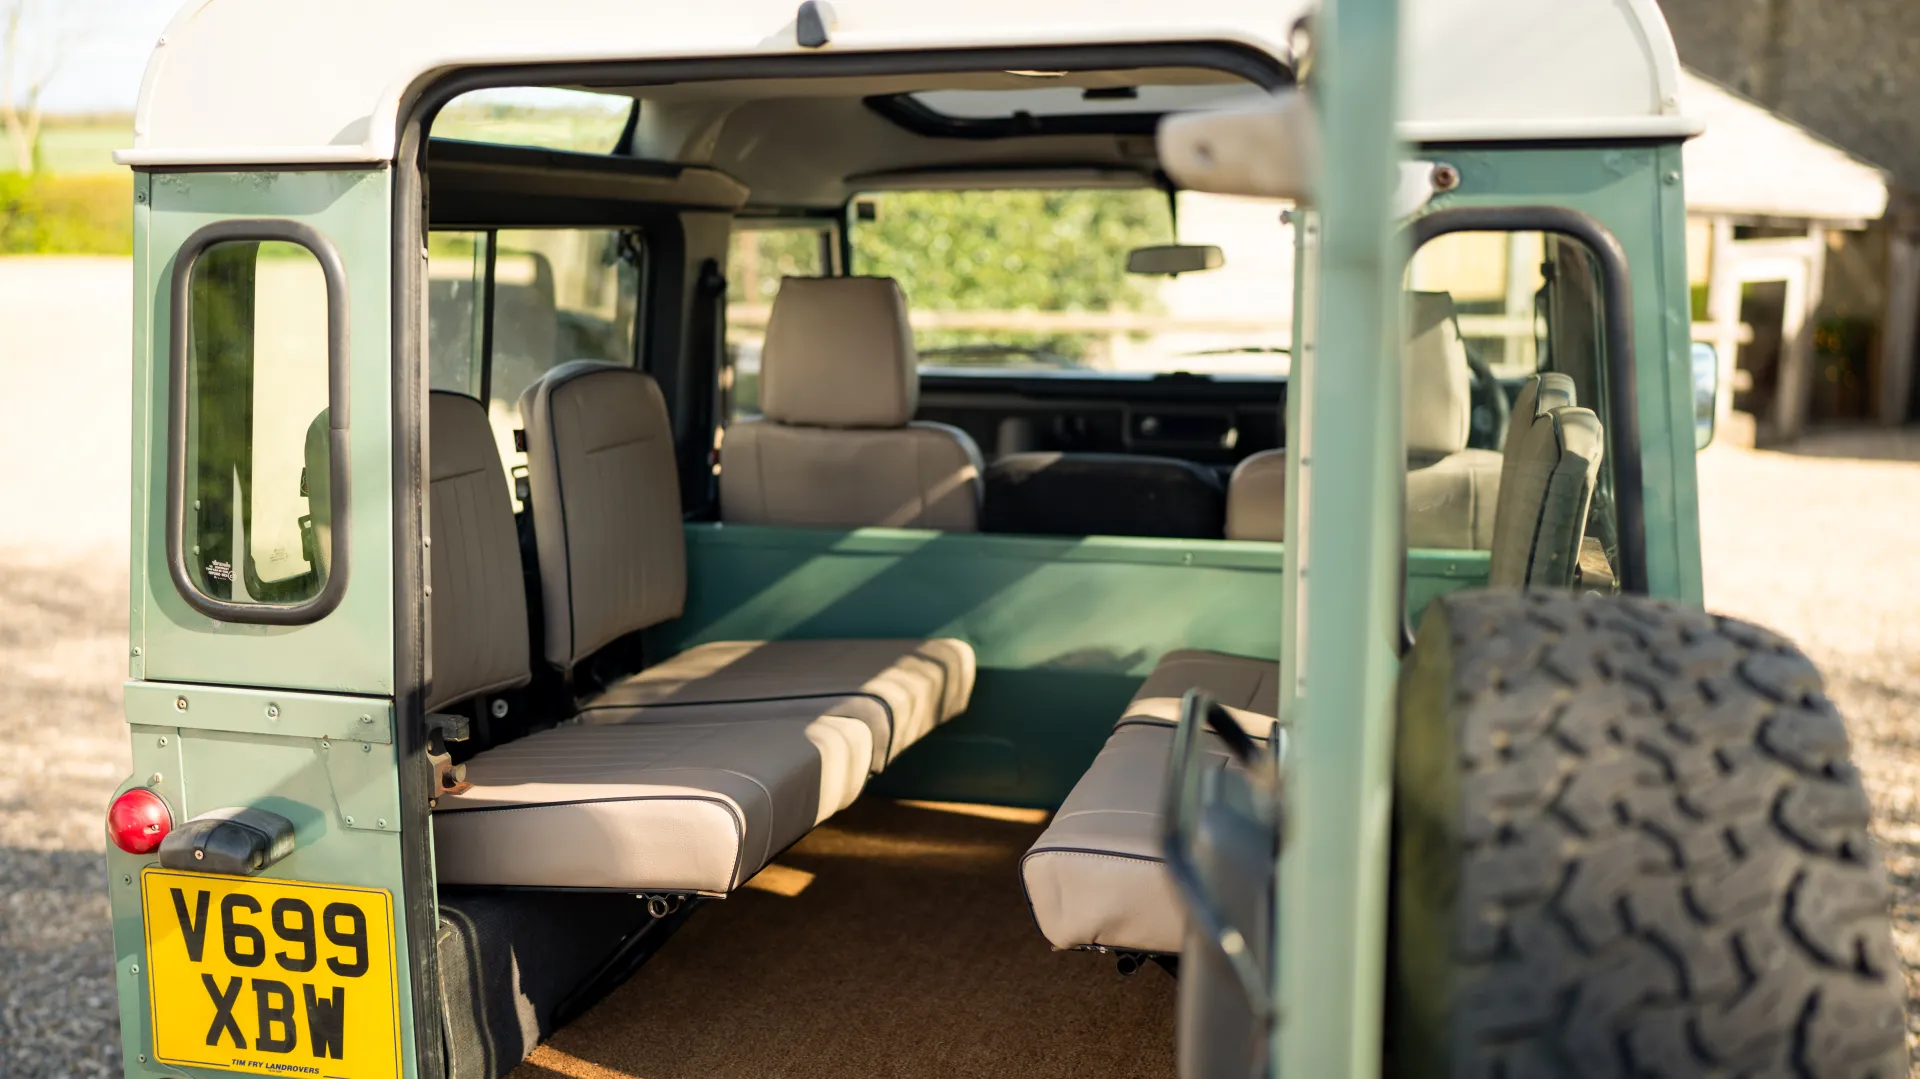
[166,217,352,625]
[1404,205,1647,596]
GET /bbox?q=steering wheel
[1465,354,1511,450]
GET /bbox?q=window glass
[1406,230,1547,377]
[849,188,1293,376]
[424,228,642,507]
[725,224,829,418]
[427,231,488,396]
[433,87,634,154]
[185,240,332,604]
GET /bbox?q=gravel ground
[0,421,1916,1075]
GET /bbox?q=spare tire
[1391,590,1907,1077]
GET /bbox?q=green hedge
[0,172,133,255]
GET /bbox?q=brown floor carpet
[507,798,1177,1079]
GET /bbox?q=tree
[2,0,84,174]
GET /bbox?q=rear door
[107,168,434,1079]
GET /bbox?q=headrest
[1403,291,1474,458]
[760,277,919,428]
[1511,371,1577,431]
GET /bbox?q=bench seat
[435,713,871,893]
[580,636,975,772]
[1021,648,1279,954]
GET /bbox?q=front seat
[719,276,985,531]
[1224,291,1502,548]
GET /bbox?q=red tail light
[107,788,172,854]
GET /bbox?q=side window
[175,231,343,618]
[426,227,643,506]
[724,223,831,419]
[428,231,489,397]
[1403,224,1620,581]
[1407,230,1548,450]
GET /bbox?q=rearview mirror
[1128,244,1224,276]
[1691,341,1718,450]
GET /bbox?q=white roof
[122,0,1698,168]
[1681,72,1889,224]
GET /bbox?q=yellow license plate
[140,868,401,1079]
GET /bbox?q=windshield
[849,188,1293,377]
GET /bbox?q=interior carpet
[507,797,1178,1079]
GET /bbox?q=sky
[14,0,178,115]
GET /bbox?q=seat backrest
[426,391,531,711]
[519,361,687,671]
[1486,404,1604,588]
[1496,371,1576,513]
[1224,291,1499,546]
[983,452,1225,539]
[719,276,984,531]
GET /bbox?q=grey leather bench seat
[424,391,877,893]
[1021,648,1279,954]
[519,360,975,773]
[435,713,871,893]
[579,637,975,773]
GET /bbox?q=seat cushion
[1022,724,1240,954]
[580,638,977,772]
[433,714,872,893]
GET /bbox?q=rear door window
[179,236,338,609]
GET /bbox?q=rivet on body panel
[157,736,167,747]
[266,703,280,720]
[174,696,187,712]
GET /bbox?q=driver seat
[1224,291,1502,549]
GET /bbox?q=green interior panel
[648,525,1490,807]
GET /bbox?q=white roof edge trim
[115,147,392,167]
[1400,116,1706,143]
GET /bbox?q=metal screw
[138,1055,146,1064]
[320,740,330,751]
[157,736,167,748]
[130,963,139,974]
[362,743,371,753]
[1430,163,1462,191]
[1664,170,1681,185]
[122,875,132,885]
[266,703,280,720]
[376,818,388,829]
[344,816,355,826]
[491,699,509,719]
[174,696,187,712]
[358,714,373,724]
[130,646,141,657]
[147,772,162,786]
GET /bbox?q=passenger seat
[519,360,975,772]
[425,391,872,893]
[1224,292,1503,549]
[719,276,985,531]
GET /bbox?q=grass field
[32,116,132,175]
